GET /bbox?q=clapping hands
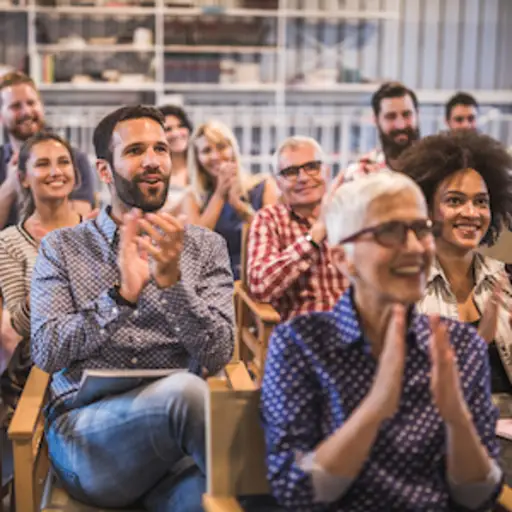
[368,307,470,427]
[118,209,185,303]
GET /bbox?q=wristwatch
[108,284,137,308]
[305,233,321,250]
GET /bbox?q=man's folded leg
[46,372,207,509]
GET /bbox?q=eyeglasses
[278,160,323,181]
[339,219,436,248]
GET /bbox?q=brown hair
[0,71,38,107]
[395,129,512,246]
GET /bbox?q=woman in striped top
[0,131,84,421]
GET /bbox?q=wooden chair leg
[9,481,14,512]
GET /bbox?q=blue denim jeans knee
[46,372,207,510]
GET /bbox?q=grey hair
[272,135,326,175]
[324,171,425,256]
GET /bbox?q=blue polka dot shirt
[261,288,501,511]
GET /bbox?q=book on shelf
[73,367,186,408]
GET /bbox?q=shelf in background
[164,44,278,54]
[34,5,156,14]
[37,43,155,53]
[163,82,280,91]
[38,82,157,91]
[162,7,399,19]
[0,5,26,12]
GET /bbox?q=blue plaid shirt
[261,289,501,511]
[30,207,235,414]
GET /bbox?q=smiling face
[105,117,172,212]
[276,143,327,208]
[194,133,235,179]
[0,83,45,142]
[22,139,76,204]
[432,168,491,254]
[164,114,190,154]
[376,95,420,160]
[447,104,478,131]
[335,188,434,306]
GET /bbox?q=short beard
[111,168,170,213]
[378,126,420,161]
[8,117,45,142]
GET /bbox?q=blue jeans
[46,373,207,511]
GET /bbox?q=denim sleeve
[70,149,96,206]
[261,323,329,511]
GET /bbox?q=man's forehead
[279,144,316,166]
[1,83,39,102]
[112,117,166,146]
[380,95,415,113]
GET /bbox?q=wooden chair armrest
[224,362,256,391]
[8,366,49,441]
[203,495,244,512]
[498,484,512,511]
[234,282,280,325]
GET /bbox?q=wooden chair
[203,361,272,512]
[203,363,512,512]
[234,224,280,380]
[0,294,15,512]
[7,366,144,512]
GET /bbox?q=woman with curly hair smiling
[396,130,512,397]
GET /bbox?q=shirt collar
[332,287,430,353]
[288,205,312,227]
[428,253,503,289]
[95,206,119,247]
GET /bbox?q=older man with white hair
[261,171,503,511]
[247,135,347,320]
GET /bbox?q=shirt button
[112,307,119,315]
[175,326,181,333]
[131,357,138,365]
[132,309,139,318]
[99,329,106,336]
[161,298,168,306]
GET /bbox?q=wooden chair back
[8,366,50,512]
[204,362,268,511]
[234,224,280,379]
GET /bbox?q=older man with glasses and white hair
[247,135,347,320]
[261,170,503,511]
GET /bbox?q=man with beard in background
[344,82,420,180]
[0,71,95,229]
[30,105,234,511]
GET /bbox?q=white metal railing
[2,105,512,175]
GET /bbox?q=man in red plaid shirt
[247,136,347,320]
[344,82,420,182]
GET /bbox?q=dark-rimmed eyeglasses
[278,160,322,181]
[339,219,436,248]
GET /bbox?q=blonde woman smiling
[182,120,278,279]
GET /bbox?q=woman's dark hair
[395,129,512,246]
[159,104,193,133]
[18,131,80,219]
